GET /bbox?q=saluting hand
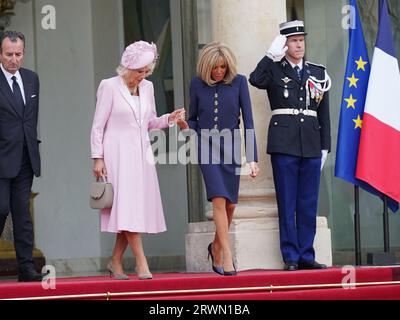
[267,35,288,62]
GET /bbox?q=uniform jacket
[249,56,331,158]
[0,67,41,178]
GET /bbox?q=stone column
[185,0,332,272]
[209,0,285,219]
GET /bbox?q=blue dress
[188,75,258,204]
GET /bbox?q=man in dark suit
[249,21,331,271]
[0,31,44,281]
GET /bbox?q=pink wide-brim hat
[120,41,158,70]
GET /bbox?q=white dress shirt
[288,59,304,71]
[0,63,26,105]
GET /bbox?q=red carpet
[0,266,399,300]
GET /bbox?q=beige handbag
[90,178,114,210]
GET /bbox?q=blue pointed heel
[207,243,224,275]
[223,262,237,276]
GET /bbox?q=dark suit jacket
[249,56,331,158]
[0,67,41,178]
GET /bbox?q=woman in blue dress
[188,42,259,275]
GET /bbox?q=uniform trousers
[271,153,321,263]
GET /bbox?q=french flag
[356,0,400,203]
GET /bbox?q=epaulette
[305,61,326,69]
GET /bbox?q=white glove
[321,150,328,171]
[266,35,288,62]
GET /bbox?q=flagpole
[354,186,362,265]
[383,196,390,253]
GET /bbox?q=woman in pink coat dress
[91,41,186,280]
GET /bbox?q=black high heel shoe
[223,261,237,276]
[207,243,224,275]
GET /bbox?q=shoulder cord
[305,70,332,109]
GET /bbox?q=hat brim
[285,32,307,37]
[280,25,307,38]
[122,51,155,70]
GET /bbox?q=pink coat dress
[91,76,170,233]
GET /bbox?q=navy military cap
[279,20,307,37]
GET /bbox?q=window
[123,0,174,116]
[286,0,304,21]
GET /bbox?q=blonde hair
[196,42,237,86]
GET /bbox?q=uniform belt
[271,108,317,117]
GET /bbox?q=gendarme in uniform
[249,20,331,271]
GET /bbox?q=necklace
[129,86,138,96]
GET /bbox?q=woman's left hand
[169,108,189,130]
[249,162,259,179]
[169,108,185,122]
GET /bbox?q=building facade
[1,0,399,274]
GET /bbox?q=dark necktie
[12,76,25,116]
[294,65,302,82]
